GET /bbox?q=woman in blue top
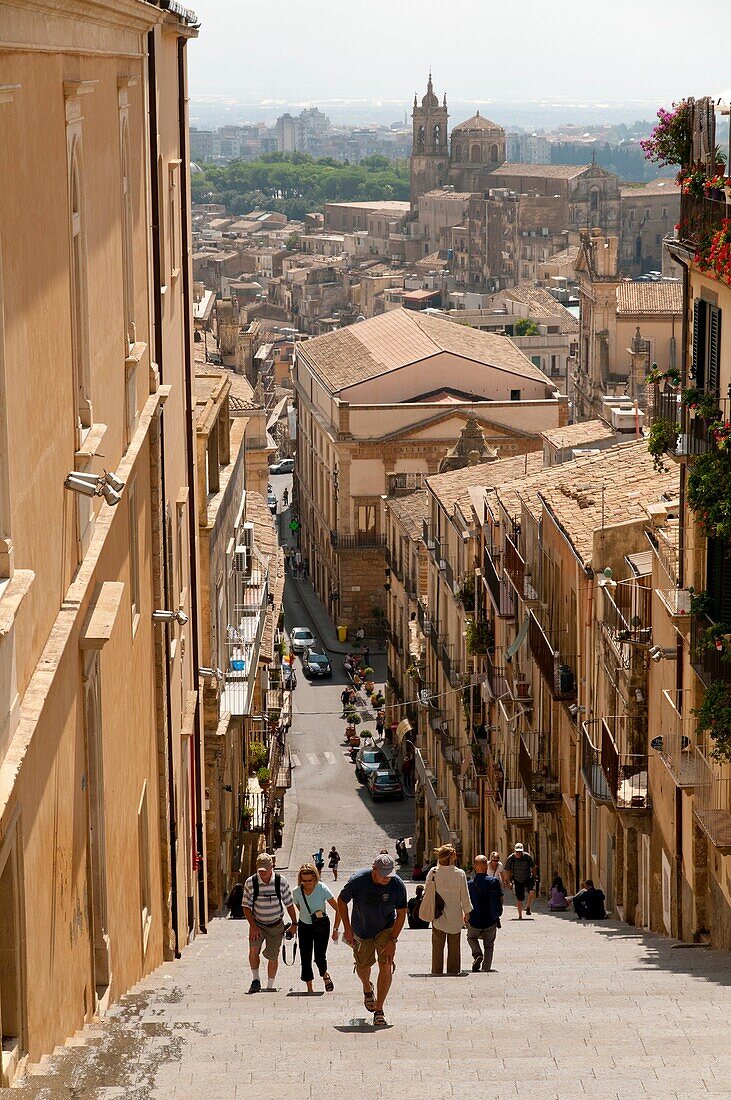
[292,864,340,993]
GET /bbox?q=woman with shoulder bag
[419,844,472,975]
[292,863,340,993]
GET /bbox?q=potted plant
[257,766,271,790]
[241,806,252,831]
[687,449,731,539]
[647,417,680,472]
[693,681,731,761]
[361,667,375,693]
[682,387,721,421]
[249,741,267,773]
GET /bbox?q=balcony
[691,613,731,688]
[501,752,532,822]
[417,599,431,637]
[414,747,445,818]
[504,535,540,605]
[686,397,731,458]
[677,191,728,254]
[385,544,403,582]
[581,721,612,803]
[330,531,386,551]
[528,610,576,700]
[659,689,696,787]
[482,543,514,618]
[519,731,561,809]
[694,748,731,852]
[601,581,652,668]
[652,383,682,458]
[484,648,507,700]
[422,519,435,550]
[585,715,649,811]
[222,562,269,717]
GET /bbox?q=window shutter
[692,299,706,386]
[707,304,721,393]
[707,537,731,623]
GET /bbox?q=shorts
[352,926,394,969]
[251,919,285,961]
[514,878,535,902]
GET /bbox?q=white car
[290,627,315,654]
[270,457,294,475]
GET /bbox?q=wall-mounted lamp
[649,645,677,663]
[64,469,125,507]
[152,609,189,626]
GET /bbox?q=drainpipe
[147,28,179,958]
[177,34,207,934]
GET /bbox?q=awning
[506,615,530,660]
[394,717,412,748]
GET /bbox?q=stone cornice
[0,0,161,57]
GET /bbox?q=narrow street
[11,570,731,1098]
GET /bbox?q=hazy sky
[188,0,730,107]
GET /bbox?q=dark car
[367,768,404,801]
[302,647,332,679]
[355,747,389,783]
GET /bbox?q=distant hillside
[191,152,410,220]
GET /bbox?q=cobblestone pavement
[11,592,731,1098]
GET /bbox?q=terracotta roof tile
[386,492,429,542]
[616,282,682,315]
[490,163,591,180]
[541,420,616,450]
[427,452,544,516]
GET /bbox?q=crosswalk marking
[290,752,301,768]
[306,752,319,766]
[323,751,336,765]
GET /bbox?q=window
[692,299,721,391]
[156,155,167,286]
[176,501,186,601]
[706,537,731,623]
[120,122,135,350]
[128,481,140,629]
[168,163,180,279]
[590,190,599,211]
[510,389,521,401]
[137,783,152,952]
[69,149,92,442]
[357,504,377,535]
[590,798,598,862]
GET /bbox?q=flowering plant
[680,168,708,197]
[712,420,731,452]
[681,387,721,420]
[697,219,731,285]
[705,173,730,195]
[640,102,690,166]
[687,449,731,540]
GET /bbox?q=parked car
[281,662,297,690]
[290,627,315,654]
[355,747,389,783]
[367,768,404,801]
[269,457,294,475]
[302,647,332,678]
[267,487,277,515]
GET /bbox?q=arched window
[120,122,135,351]
[433,124,441,150]
[590,190,599,211]
[490,143,499,162]
[69,146,92,443]
[417,125,425,152]
[455,143,462,163]
[470,144,481,163]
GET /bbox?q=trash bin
[337,625,347,643]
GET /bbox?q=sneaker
[247,979,261,994]
[471,955,483,972]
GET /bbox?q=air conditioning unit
[233,545,249,574]
[438,559,447,571]
[240,522,254,550]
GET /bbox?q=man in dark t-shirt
[338,854,407,1028]
[503,842,536,920]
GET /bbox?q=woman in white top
[422,843,472,975]
[486,852,503,879]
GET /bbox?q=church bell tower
[409,73,449,207]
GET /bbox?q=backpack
[249,872,283,918]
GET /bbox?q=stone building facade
[0,0,202,1084]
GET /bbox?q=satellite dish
[650,735,663,752]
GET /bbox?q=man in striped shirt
[243,852,297,993]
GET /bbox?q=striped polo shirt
[243,871,293,925]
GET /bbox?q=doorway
[638,833,651,930]
[82,651,110,1007]
[0,830,24,1086]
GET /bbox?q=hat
[373,853,396,878]
[256,852,274,870]
[514,842,524,853]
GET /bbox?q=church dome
[452,110,503,133]
[420,72,440,109]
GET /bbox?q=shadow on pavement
[589,921,731,989]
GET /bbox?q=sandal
[373,1010,388,1027]
[324,973,334,992]
[363,983,376,1012]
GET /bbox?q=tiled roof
[490,163,591,180]
[488,284,579,333]
[421,190,474,201]
[427,451,544,516]
[386,491,429,543]
[298,308,553,394]
[246,492,285,663]
[541,420,615,450]
[493,440,679,567]
[324,201,411,213]
[616,281,682,315]
[543,244,580,266]
[452,112,503,132]
[193,345,260,409]
[620,178,679,199]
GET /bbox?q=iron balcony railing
[686,397,731,458]
[385,544,403,582]
[404,572,417,599]
[422,519,435,550]
[500,751,532,822]
[482,543,513,618]
[652,384,681,455]
[678,192,728,252]
[694,748,731,852]
[519,730,561,806]
[528,610,576,700]
[691,612,731,688]
[581,721,612,803]
[484,648,507,700]
[417,599,431,637]
[601,581,652,669]
[223,563,269,718]
[583,715,649,810]
[660,688,696,787]
[330,531,386,551]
